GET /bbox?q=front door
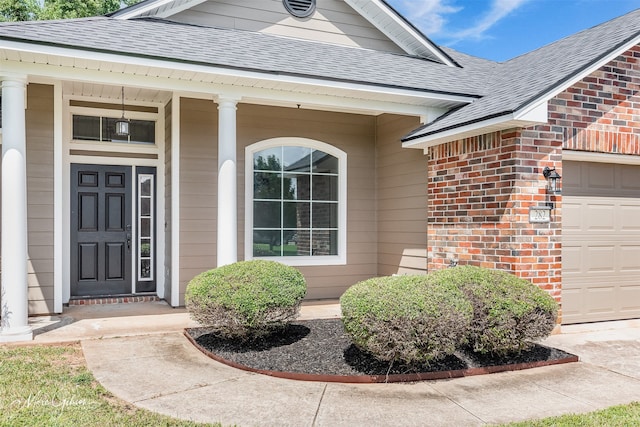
[71,164,132,296]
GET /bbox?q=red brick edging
[68,295,161,306]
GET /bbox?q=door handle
[126,224,132,250]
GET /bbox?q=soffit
[3,47,469,114]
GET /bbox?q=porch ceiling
[62,82,172,104]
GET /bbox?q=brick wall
[553,45,640,154]
[427,129,563,306]
[425,44,640,321]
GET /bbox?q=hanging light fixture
[115,86,130,137]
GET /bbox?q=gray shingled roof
[403,8,640,141]
[0,16,484,98]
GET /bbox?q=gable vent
[283,0,316,18]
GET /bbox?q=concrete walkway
[30,303,640,426]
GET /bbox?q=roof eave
[514,32,640,123]
[112,0,207,19]
[344,0,458,67]
[402,103,548,150]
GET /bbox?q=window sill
[249,255,346,267]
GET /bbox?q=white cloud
[397,0,529,44]
[399,0,462,35]
[448,0,530,42]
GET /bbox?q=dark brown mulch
[187,319,576,378]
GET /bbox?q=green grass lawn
[0,344,220,427]
[501,401,640,426]
[1,343,638,427]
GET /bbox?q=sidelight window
[137,174,154,281]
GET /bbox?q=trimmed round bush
[185,260,306,339]
[340,275,473,365]
[426,266,558,356]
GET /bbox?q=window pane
[254,148,282,171]
[130,120,155,144]
[254,172,281,199]
[73,115,100,141]
[254,201,281,228]
[283,146,311,172]
[253,230,281,257]
[140,176,152,197]
[140,239,151,257]
[140,198,151,217]
[312,151,338,174]
[283,202,310,228]
[102,117,128,143]
[140,259,151,279]
[312,230,338,255]
[312,175,338,201]
[285,230,311,256]
[283,174,310,200]
[312,203,338,228]
[140,218,151,238]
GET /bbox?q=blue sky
[386,0,639,62]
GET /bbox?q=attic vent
[283,0,316,18]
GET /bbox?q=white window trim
[61,95,166,303]
[245,137,347,266]
[68,105,159,154]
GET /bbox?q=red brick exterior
[426,45,640,323]
[427,130,562,305]
[553,45,640,154]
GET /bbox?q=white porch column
[0,76,32,342]
[216,96,240,267]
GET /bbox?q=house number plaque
[529,206,552,223]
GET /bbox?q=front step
[68,295,161,306]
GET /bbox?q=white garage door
[562,161,640,324]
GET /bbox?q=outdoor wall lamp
[542,166,561,195]
[115,86,130,137]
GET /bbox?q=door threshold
[68,295,160,306]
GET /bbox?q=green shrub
[340,275,473,365]
[426,266,558,356]
[185,260,306,339]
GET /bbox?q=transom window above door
[72,115,155,145]
[246,138,347,266]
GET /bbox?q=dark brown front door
[71,164,132,297]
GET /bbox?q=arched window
[245,138,346,266]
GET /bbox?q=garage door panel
[587,165,615,190]
[620,286,640,312]
[560,288,582,318]
[585,286,617,315]
[586,205,615,231]
[621,205,640,230]
[621,246,640,271]
[585,246,616,273]
[563,203,582,229]
[621,165,640,190]
[562,245,581,273]
[562,160,640,324]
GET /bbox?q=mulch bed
[185,319,578,383]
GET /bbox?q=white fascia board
[516,34,640,118]
[0,40,474,111]
[344,0,456,67]
[402,108,548,150]
[114,0,175,19]
[8,59,449,117]
[154,0,208,18]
